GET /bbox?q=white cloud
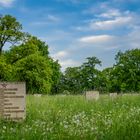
[30,14,60,26]
[31,21,48,26]
[113,0,140,3]
[0,0,15,7]
[79,35,114,44]
[47,15,60,22]
[52,50,69,59]
[60,59,80,71]
[78,8,135,32]
[40,30,73,45]
[74,9,134,32]
[98,9,121,18]
[57,0,87,4]
[124,27,140,49]
[48,26,140,71]
[90,16,132,30]
[83,2,109,15]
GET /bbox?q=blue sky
[0,0,140,71]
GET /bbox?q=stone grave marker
[0,82,26,121]
[109,93,118,99]
[34,94,42,97]
[0,89,4,118]
[85,91,99,100]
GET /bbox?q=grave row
[85,91,118,100]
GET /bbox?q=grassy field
[1,95,140,140]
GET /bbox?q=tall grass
[0,95,140,140]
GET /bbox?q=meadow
[1,95,140,140]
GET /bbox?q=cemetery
[1,93,140,140]
[0,0,140,139]
[0,81,140,140]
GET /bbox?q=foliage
[110,49,140,93]
[58,49,140,94]
[58,57,102,94]
[14,53,53,94]
[58,67,83,94]
[80,57,101,91]
[5,36,61,94]
[48,59,61,94]
[0,55,14,81]
[0,15,61,94]
[59,57,101,94]
[0,15,24,54]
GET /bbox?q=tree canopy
[0,14,61,94]
[0,15,24,54]
[57,49,140,94]
[111,49,140,92]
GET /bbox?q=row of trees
[0,15,140,94]
[57,49,140,94]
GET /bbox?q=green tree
[0,15,61,94]
[0,55,14,81]
[57,57,102,94]
[80,57,101,90]
[96,68,112,93]
[50,59,61,94]
[3,35,61,94]
[113,49,140,92]
[14,53,53,94]
[64,67,82,94]
[5,35,49,63]
[0,15,24,54]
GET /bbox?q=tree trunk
[0,46,2,55]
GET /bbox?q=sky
[0,0,140,71]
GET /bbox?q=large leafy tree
[113,49,140,92]
[57,57,102,94]
[50,59,61,94]
[63,67,82,94]
[4,36,61,94]
[0,14,61,94]
[96,68,111,93]
[14,53,53,94]
[5,36,49,64]
[0,55,14,81]
[0,15,24,54]
[80,57,101,90]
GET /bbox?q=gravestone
[85,91,99,100]
[109,93,117,99]
[34,94,42,97]
[0,82,26,121]
[0,89,4,118]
